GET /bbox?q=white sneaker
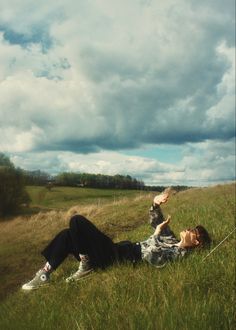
[22,270,50,290]
[66,261,93,282]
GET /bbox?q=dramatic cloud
[0,0,235,185]
[11,137,235,186]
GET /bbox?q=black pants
[41,215,117,270]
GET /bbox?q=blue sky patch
[1,26,53,52]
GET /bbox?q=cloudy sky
[0,0,235,186]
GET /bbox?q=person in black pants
[22,191,211,290]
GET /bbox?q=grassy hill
[0,184,235,330]
[26,186,142,210]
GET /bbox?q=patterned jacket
[139,204,187,267]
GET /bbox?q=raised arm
[149,192,169,229]
[149,191,176,237]
[154,215,171,236]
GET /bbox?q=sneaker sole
[65,270,94,283]
[22,282,50,291]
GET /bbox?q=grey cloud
[181,139,235,182]
[37,141,100,154]
[70,5,234,147]
[80,47,144,82]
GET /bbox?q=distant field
[0,183,235,330]
[26,185,144,209]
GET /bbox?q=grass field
[0,183,235,330]
[26,186,142,210]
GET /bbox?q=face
[180,228,200,248]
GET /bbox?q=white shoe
[66,261,93,282]
[22,270,50,290]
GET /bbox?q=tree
[22,169,51,185]
[0,154,30,216]
[0,153,14,168]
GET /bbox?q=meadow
[25,186,141,209]
[0,184,235,330]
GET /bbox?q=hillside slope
[0,184,235,330]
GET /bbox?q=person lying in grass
[22,189,211,290]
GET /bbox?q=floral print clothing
[139,204,187,267]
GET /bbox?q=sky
[0,0,235,186]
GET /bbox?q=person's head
[179,225,211,249]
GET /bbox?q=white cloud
[10,137,235,186]
[206,42,235,126]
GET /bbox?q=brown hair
[195,225,212,247]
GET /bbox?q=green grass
[0,183,235,330]
[26,186,143,209]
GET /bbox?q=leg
[41,215,104,269]
[41,228,77,270]
[65,215,116,282]
[68,214,116,269]
[22,214,116,289]
[22,229,75,290]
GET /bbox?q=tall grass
[0,183,235,330]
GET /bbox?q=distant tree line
[21,170,190,192]
[144,185,190,192]
[54,172,145,190]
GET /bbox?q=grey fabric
[140,204,187,267]
[140,234,186,267]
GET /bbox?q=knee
[69,214,86,228]
[57,228,70,240]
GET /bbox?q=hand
[160,215,171,228]
[154,193,169,205]
[154,215,171,236]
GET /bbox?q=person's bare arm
[154,215,171,236]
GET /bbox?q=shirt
[139,203,187,267]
